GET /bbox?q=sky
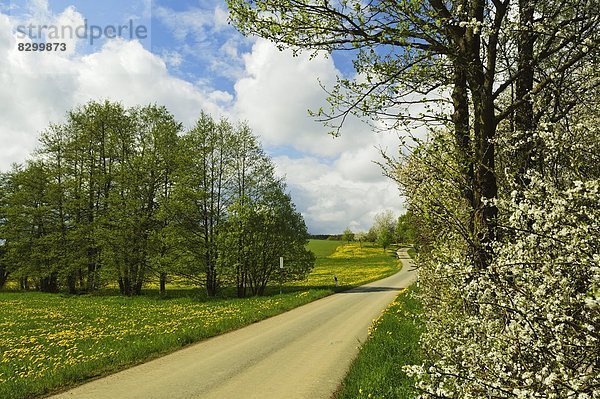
[0,0,407,234]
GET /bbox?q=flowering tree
[227,0,600,394]
[397,107,599,396]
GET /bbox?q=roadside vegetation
[0,290,328,399]
[0,239,401,399]
[334,286,423,399]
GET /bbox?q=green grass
[0,290,330,399]
[297,240,401,290]
[334,285,423,399]
[0,240,402,399]
[306,238,343,257]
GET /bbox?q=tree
[395,79,600,395]
[371,210,396,251]
[0,243,6,289]
[226,123,277,297]
[0,101,182,295]
[229,0,599,272]
[2,162,61,292]
[161,113,231,296]
[365,227,377,243]
[376,228,393,253]
[101,105,181,296]
[228,2,599,395]
[354,231,366,247]
[0,172,12,288]
[395,212,416,244]
[61,101,131,292]
[0,103,314,299]
[342,227,354,243]
[219,178,315,296]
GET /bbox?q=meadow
[0,240,401,399]
[294,240,401,290]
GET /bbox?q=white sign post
[279,257,284,294]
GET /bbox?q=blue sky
[0,0,406,233]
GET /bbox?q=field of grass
[0,290,329,399]
[296,240,401,290]
[334,285,423,399]
[0,239,401,399]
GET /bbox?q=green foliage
[365,228,377,243]
[395,212,416,244]
[376,228,393,252]
[220,184,315,296]
[370,210,396,251]
[0,102,312,297]
[342,227,355,243]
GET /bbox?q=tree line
[0,101,314,297]
[227,0,598,396]
[340,210,417,251]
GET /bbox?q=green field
[0,240,401,399]
[297,240,401,289]
[334,285,423,399]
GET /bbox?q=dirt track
[49,250,417,399]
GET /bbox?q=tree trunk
[119,274,132,296]
[514,0,537,187]
[451,66,474,209]
[454,14,499,270]
[67,272,77,294]
[160,272,167,296]
[40,272,59,293]
[0,269,8,289]
[133,280,143,296]
[86,247,97,291]
[206,263,217,297]
[0,253,9,288]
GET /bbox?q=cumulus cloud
[0,6,406,233]
[234,39,406,232]
[274,154,405,233]
[0,7,227,170]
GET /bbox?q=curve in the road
[49,249,417,399]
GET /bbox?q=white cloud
[234,39,406,232]
[0,8,226,170]
[274,154,405,233]
[161,50,183,67]
[0,7,407,234]
[154,2,252,81]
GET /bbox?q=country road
[48,249,417,399]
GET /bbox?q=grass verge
[334,285,423,399]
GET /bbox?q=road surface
[49,249,417,399]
